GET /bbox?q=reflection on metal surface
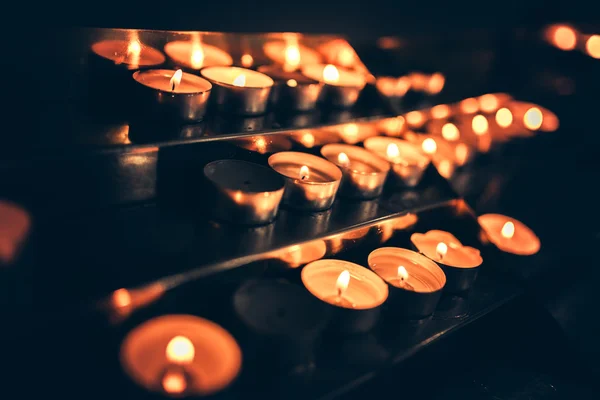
[272,240,327,268]
[108,282,166,322]
[326,226,371,255]
[329,122,379,144]
[231,135,293,154]
[376,213,419,243]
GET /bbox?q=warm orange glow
[323,64,340,84]
[336,270,351,296]
[586,35,600,58]
[397,266,409,281]
[162,370,187,394]
[426,72,445,94]
[284,44,301,71]
[379,116,405,136]
[436,242,448,259]
[166,336,195,364]
[501,221,515,239]
[442,123,460,141]
[479,94,499,113]
[287,79,298,87]
[255,138,267,153]
[472,114,489,135]
[386,143,400,159]
[341,123,359,143]
[232,74,246,87]
[496,107,513,128]
[337,152,350,167]
[300,165,310,180]
[406,111,425,127]
[191,45,205,69]
[169,69,183,91]
[455,143,469,166]
[410,72,428,91]
[460,98,479,114]
[524,107,543,130]
[127,40,141,56]
[437,159,453,178]
[241,53,254,67]
[112,288,132,308]
[338,47,355,67]
[301,133,315,148]
[422,138,437,154]
[552,26,577,50]
[431,104,451,119]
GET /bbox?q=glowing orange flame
[166,336,195,364]
[436,242,448,259]
[301,133,315,148]
[170,69,183,91]
[323,64,340,84]
[336,270,351,296]
[501,221,515,239]
[127,40,141,56]
[299,165,310,180]
[431,104,451,119]
[284,44,301,70]
[397,266,408,281]
[287,79,298,87]
[406,111,425,127]
[162,370,187,394]
[455,143,469,166]
[191,45,205,69]
[460,98,479,114]
[422,138,437,154]
[524,107,543,130]
[586,35,600,58]
[426,73,445,94]
[255,137,267,153]
[241,53,254,67]
[442,123,460,141]
[472,114,489,135]
[337,152,350,167]
[232,74,246,87]
[496,108,513,128]
[386,143,400,159]
[479,94,499,113]
[112,288,132,308]
[552,25,577,50]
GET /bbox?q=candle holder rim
[201,66,275,89]
[204,159,285,193]
[410,232,484,268]
[268,151,343,184]
[133,69,213,94]
[367,246,447,292]
[477,213,541,256]
[320,143,390,176]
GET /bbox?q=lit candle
[478,214,541,255]
[405,110,427,129]
[120,315,242,397]
[164,40,233,69]
[263,40,322,69]
[302,259,389,333]
[404,132,472,168]
[132,69,212,121]
[411,230,483,292]
[91,39,165,69]
[301,64,367,108]
[375,76,411,99]
[268,151,342,211]
[204,160,285,225]
[477,93,512,113]
[321,143,390,198]
[231,135,292,155]
[368,247,446,318]
[363,137,430,187]
[257,65,324,111]
[328,122,379,144]
[290,129,341,149]
[377,116,407,137]
[200,66,274,115]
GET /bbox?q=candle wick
[171,81,175,91]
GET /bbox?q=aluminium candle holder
[301,64,367,108]
[204,160,285,225]
[257,65,324,111]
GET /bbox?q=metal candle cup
[478,214,540,256]
[268,152,342,211]
[204,160,285,225]
[321,144,390,199]
[164,41,233,70]
[411,230,483,293]
[364,137,430,187]
[133,69,212,122]
[258,65,324,111]
[120,315,242,397]
[368,247,446,319]
[301,259,389,334]
[301,64,367,108]
[201,66,274,115]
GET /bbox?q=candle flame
[406,111,425,127]
[162,370,187,394]
[472,114,489,135]
[299,165,310,180]
[336,270,351,296]
[112,288,131,308]
[337,152,350,167]
[241,53,254,67]
[524,107,543,130]
[460,98,479,114]
[170,69,183,91]
[284,44,301,70]
[479,94,499,113]
[496,107,513,128]
[397,266,409,281]
[455,143,469,166]
[127,40,141,56]
[255,137,267,153]
[441,123,460,141]
[191,45,205,69]
[323,64,340,84]
[166,336,195,364]
[431,104,451,119]
[233,74,246,87]
[287,79,298,87]
[341,123,359,143]
[422,138,437,154]
[586,35,600,59]
[436,242,448,259]
[426,72,445,94]
[501,221,515,239]
[552,26,577,50]
[386,143,400,159]
[301,133,315,148]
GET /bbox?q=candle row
[544,24,600,59]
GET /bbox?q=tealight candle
[91,39,165,70]
[377,116,407,137]
[290,129,341,149]
[132,69,212,121]
[164,40,233,70]
[477,93,513,113]
[120,315,242,397]
[257,65,324,111]
[301,64,367,108]
[363,137,430,187]
[507,102,560,132]
[404,132,473,168]
[268,152,342,211]
[263,40,322,69]
[201,66,274,115]
[321,143,390,198]
[302,259,389,333]
[478,214,540,255]
[327,122,379,144]
[411,230,483,292]
[204,160,285,225]
[368,247,446,318]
